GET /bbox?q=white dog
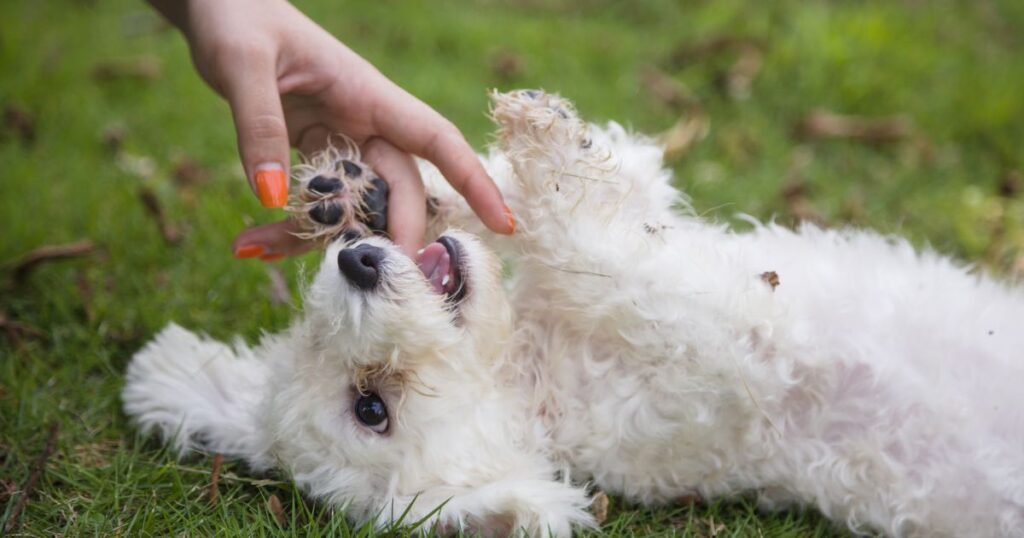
[123,90,1024,537]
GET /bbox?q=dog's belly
[526,322,776,505]
[518,222,1024,534]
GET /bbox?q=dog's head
[257,230,591,535]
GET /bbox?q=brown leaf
[138,187,182,245]
[667,36,765,69]
[100,122,128,154]
[782,189,825,224]
[794,110,913,143]
[725,45,762,100]
[999,170,1022,198]
[640,67,701,112]
[9,240,95,282]
[489,49,526,82]
[172,155,210,188]
[591,490,609,524]
[91,56,162,82]
[3,104,36,145]
[760,271,780,291]
[267,494,287,526]
[659,112,710,161]
[676,492,701,506]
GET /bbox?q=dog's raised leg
[488,90,762,316]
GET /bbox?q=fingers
[361,138,426,257]
[369,86,514,235]
[221,49,290,208]
[232,219,315,261]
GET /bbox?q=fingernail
[260,253,286,262]
[234,244,266,259]
[503,204,516,234]
[254,163,288,208]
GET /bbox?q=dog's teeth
[417,248,425,255]
[441,275,450,287]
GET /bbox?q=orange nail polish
[504,205,516,234]
[234,244,265,259]
[254,166,288,208]
[260,253,286,262]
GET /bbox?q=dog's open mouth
[416,236,467,305]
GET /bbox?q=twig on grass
[794,110,913,143]
[158,462,287,487]
[138,187,183,245]
[9,240,95,283]
[4,423,58,534]
[0,311,45,348]
[91,56,162,81]
[74,269,96,324]
[208,453,223,506]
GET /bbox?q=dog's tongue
[416,242,453,295]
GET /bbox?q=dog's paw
[490,89,592,152]
[489,90,620,218]
[287,142,388,244]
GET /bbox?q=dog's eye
[354,392,389,433]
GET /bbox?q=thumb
[223,55,290,207]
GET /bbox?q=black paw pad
[308,175,343,195]
[340,160,362,178]
[309,200,344,225]
[361,177,388,233]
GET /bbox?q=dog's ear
[122,324,273,469]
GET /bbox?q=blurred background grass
[2,0,1022,535]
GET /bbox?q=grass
[2,0,1022,535]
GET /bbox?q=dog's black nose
[337,244,385,290]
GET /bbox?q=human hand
[150,0,514,259]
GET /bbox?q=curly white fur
[123,90,1024,537]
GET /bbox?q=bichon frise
[123,90,1024,537]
